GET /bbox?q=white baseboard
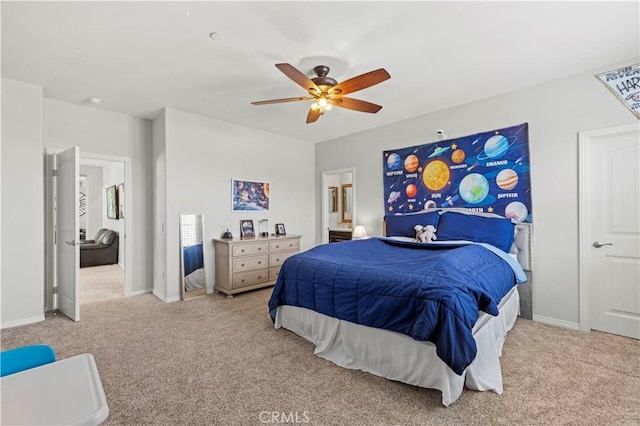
[128,288,152,297]
[532,314,580,330]
[152,289,180,303]
[1,314,45,330]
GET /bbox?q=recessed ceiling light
[209,32,223,40]
[86,96,103,105]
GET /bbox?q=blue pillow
[436,212,515,252]
[385,211,441,238]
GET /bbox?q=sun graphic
[422,160,450,191]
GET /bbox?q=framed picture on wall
[240,220,255,238]
[232,179,270,212]
[106,185,118,219]
[117,183,125,219]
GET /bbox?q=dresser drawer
[233,270,268,288]
[232,243,268,257]
[269,239,299,252]
[269,251,296,267]
[269,267,281,282]
[232,255,268,272]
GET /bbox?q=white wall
[43,98,153,295]
[151,110,167,301]
[102,161,125,266]
[315,60,638,328]
[1,78,45,328]
[157,108,315,302]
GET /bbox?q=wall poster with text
[383,123,532,223]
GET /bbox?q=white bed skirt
[274,286,520,406]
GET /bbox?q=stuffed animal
[414,224,437,243]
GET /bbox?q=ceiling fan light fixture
[251,62,390,124]
[317,97,329,109]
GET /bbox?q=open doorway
[78,156,126,305]
[321,167,355,244]
[44,148,134,319]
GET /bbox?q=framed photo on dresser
[240,220,255,238]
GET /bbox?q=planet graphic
[387,191,401,203]
[451,149,466,164]
[405,183,417,198]
[459,173,489,204]
[427,146,451,158]
[422,160,450,191]
[387,153,402,170]
[505,201,528,222]
[477,135,517,160]
[425,200,437,209]
[404,154,419,172]
[496,169,519,191]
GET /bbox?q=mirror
[328,186,338,212]
[341,184,352,223]
[180,214,206,300]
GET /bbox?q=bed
[183,243,205,291]
[268,208,532,406]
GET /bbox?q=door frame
[577,123,639,332]
[45,149,133,312]
[321,167,356,245]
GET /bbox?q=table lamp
[352,225,368,240]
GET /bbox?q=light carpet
[1,288,638,425]
[80,264,124,304]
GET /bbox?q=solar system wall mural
[383,123,532,223]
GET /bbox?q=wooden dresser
[212,234,301,297]
[329,229,352,243]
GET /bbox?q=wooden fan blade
[251,96,313,105]
[306,107,322,123]
[276,63,321,94]
[329,68,390,96]
[328,97,382,113]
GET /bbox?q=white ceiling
[2,1,638,143]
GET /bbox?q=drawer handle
[276,258,280,262]
[241,249,245,253]
[241,279,245,283]
[258,276,262,280]
[241,263,245,267]
[258,261,262,264]
[258,247,262,250]
[275,245,280,249]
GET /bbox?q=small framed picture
[275,223,286,236]
[106,185,117,219]
[240,220,255,238]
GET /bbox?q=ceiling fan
[251,63,391,124]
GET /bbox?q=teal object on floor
[0,344,56,377]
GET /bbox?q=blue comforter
[268,237,524,375]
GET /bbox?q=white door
[580,123,640,339]
[56,147,80,321]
